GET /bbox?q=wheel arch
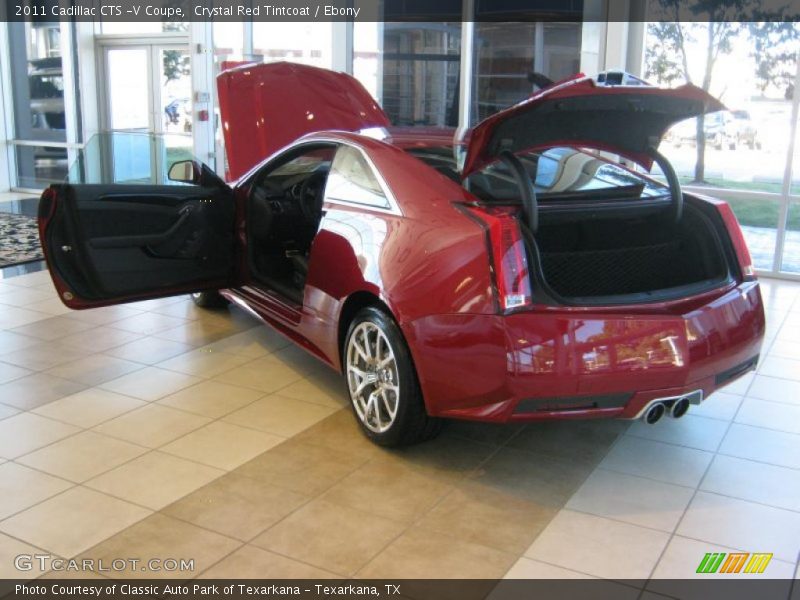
[337,290,392,368]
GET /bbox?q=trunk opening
[525,199,735,305]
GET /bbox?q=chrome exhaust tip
[669,397,690,419]
[643,402,666,425]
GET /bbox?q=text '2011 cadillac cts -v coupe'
[38,63,765,446]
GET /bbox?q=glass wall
[645,22,800,276]
[6,21,69,188]
[252,22,332,68]
[472,22,581,123]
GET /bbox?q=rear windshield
[407,146,668,202]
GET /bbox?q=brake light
[464,205,533,312]
[716,202,756,280]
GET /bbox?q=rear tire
[344,307,441,447]
[191,291,229,309]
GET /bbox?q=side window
[324,146,391,209]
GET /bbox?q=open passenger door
[39,169,237,309]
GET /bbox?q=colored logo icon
[696,552,773,574]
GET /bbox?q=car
[38,63,765,446]
[666,109,760,151]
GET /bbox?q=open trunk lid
[461,74,725,178]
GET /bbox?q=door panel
[40,183,236,308]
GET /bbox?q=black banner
[1,0,799,22]
[1,579,798,600]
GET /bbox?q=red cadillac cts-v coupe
[38,63,765,446]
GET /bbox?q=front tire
[191,290,229,309]
[344,307,441,447]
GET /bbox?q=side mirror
[168,160,201,184]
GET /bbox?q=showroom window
[472,22,581,123]
[252,22,332,68]
[5,20,76,189]
[645,21,800,277]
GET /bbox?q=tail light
[463,205,533,312]
[716,202,756,281]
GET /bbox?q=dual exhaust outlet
[643,396,691,425]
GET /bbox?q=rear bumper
[405,280,765,422]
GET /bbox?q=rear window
[407,146,668,202]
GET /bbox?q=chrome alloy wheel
[346,321,400,433]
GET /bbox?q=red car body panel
[39,64,765,427]
[218,62,390,181]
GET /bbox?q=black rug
[0,212,44,268]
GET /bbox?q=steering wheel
[298,172,327,223]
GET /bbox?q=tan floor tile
[719,371,754,395]
[33,388,146,428]
[78,513,239,579]
[504,557,596,579]
[10,316,96,341]
[701,454,800,512]
[690,391,743,420]
[59,326,143,353]
[161,422,284,471]
[157,380,263,418]
[200,545,337,578]
[293,410,382,457]
[416,481,555,554]
[508,419,626,467]
[44,354,143,386]
[566,469,695,532]
[129,295,188,311]
[0,330,41,354]
[0,487,150,558]
[252,499,405,576]
[677,491,800,562]
[599,436,713,488]
[163,472,308,541]
[0,307,54,330]
[159,348,254,378]
[214,358,305,394]
[155,319,243,346]
[234,437,368,496]
[100,367,202,401]
[0,341,92,371]
[267,344,327,373]
[0,287,53,307]
[0,404,19,420]
[199,327,290,357]
[86,451,224,510]
[0,372,88,410]
[323,458,453,524]
[109,312,189,336]
[18,431,147,483]
[378,432,496,485]
[25,298,74,316]
[94,404,210,448]
[62,305,144,327]
[0,361,31,384]
[275,374,348,409]
[223,395,335,437]
[358,527,516,579]
[735,398,800,434]
[467,447,591,508]
[3,270,52,287]
[105,336,193,365]
[0,413,80,459]
[719,423,800,470]
[626,414,729,452]
[759,356,800,381]
[445,420,525,447]
[0,463,72,520]
[524,509,670,580]
[146,299,204,320]
[747,375,800,406]
[0,533,51,578]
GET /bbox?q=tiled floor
[0,270,799,588]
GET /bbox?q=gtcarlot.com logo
[696,552,773,574]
